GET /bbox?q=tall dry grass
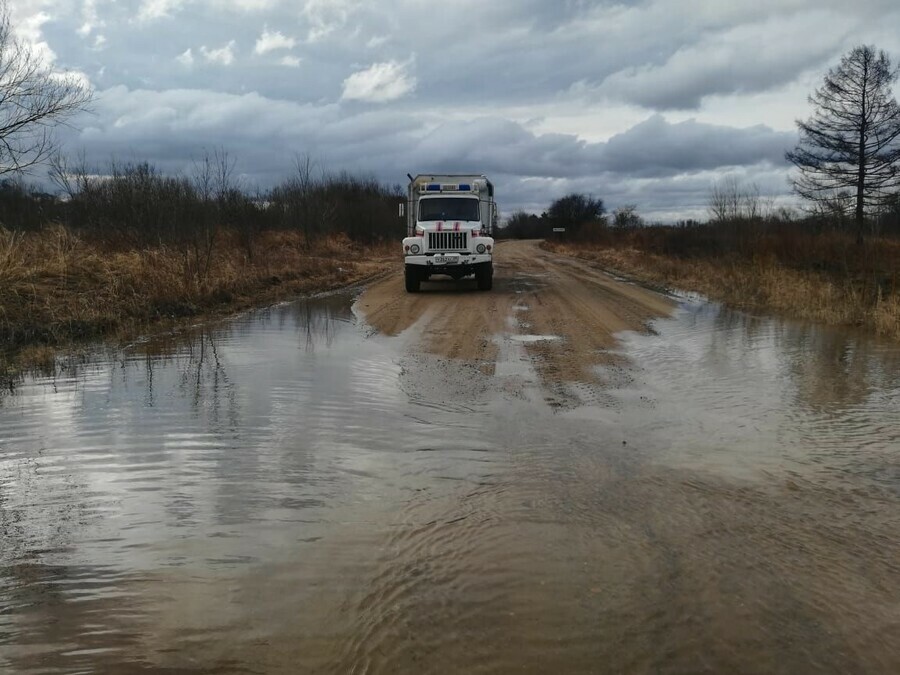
[544,225,900,340]
[0,226,392,359]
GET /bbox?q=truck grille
[428,231,468,251]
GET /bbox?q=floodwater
[1,292,898,673]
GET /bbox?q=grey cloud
[55,85,795,223]
[600,10,857,109]
[403,114,791,180]
[14,0,900,220]
[599,115,793,176]
[37,0,900,112]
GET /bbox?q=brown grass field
[544,228,900,340]
[0,226,393,372]
[4,221,899,377]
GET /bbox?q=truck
[400,174,496,293]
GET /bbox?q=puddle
[0,292,898,673]
[509,334,561,343]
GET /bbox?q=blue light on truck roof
[421,182,476,193]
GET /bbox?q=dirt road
[358,239,673,389]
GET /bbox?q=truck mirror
[398,203,405,218]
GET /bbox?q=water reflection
[605,300,900,487]
[0,292,898,673]
[707,301,900,412]
[0,296,403,668]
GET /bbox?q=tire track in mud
[356,239,673,402]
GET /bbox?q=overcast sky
[10,0,900,220]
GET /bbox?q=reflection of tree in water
[709,304,900,413]
[113,323,242,431]
[0,350,99,404]
[785,328,888,413]
[0,293,354,402]
[0,375,17,407]
[177,328,238,425]
[290,295,355,352]
[0,294,363,669]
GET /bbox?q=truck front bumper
[404,253,492,277]
[404,254,492,267]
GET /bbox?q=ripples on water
[1,293,898,673]
[607,301,900,489]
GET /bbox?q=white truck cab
[400,174,496,293]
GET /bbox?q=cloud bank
[8,0,900,218]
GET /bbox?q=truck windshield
[419,198,480,222]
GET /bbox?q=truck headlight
[409,243,420,254]
[476,243,486,254]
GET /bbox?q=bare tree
[786,45,900,243]
[48,151,86,200]
[190,149,237,281]
[193,147,236,202]
[708,176,762,222]
[709,177,741,222]
[290,153,322,248]
[0,2,91,175]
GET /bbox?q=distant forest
[0,155,403,253]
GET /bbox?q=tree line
[0,155,404,250]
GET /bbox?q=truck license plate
[434,254,460,265]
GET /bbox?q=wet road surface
[1,242,899,673]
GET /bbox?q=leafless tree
[708,176,762,222]
[786,45,900,243]
[193,147,236,202]
[47,150,89,199]
[293,153,321,248]
[190,149,237,280]
[0,2,91,175]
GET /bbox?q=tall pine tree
[787,45,900,243]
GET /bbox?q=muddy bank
[0,228,392,375]
[543,240,900,340]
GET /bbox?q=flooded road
[1,243,899,673]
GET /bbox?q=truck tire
[476,262,493,291]
[405,265,421,293]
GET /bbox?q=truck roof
[410,174,493,197]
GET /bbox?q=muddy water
[1,293,898,673]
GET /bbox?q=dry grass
[545,238,900,341]
[0,226,394,371]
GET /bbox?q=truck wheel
[405,265,421,293]
[476,262,493,291]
